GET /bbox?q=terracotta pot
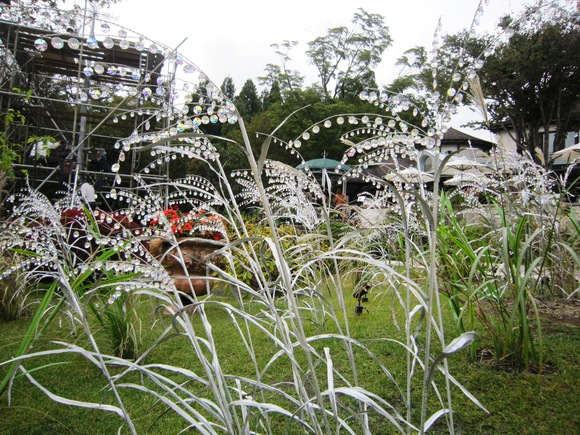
[150,237,225,296]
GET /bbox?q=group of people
[79,148,111,209]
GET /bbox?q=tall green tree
[261,80,282,110]
[220,76,236,101]
[259,41,304,94]
[392,3,580,163]
[392,46,431,94]
[478,12,580,161]
[235,79,262,120]
[306,8,392,100]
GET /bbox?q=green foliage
[426,5,580,161]
[225,218,298,291]
[0,141,20,178]
[0,99,54,180]
[196,9,391,180]
[388,33,488,121]
[1,285,578,434]
[0,108,26,178]
[235,79,262,120]
[261,80,282,109]
[5,3,580,431]
[306,8,392,99]
[0,253,29,321]
[220,76,236,100]
[0,204,155,397]
[478,19,580,159]
[233,92,383,165]
[324,219,353,240]
[0,280,58,396]
[259,40,304,93]
[101,292,141,360]
[437,193,552,370]
[388,4,580,162]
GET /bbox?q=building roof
[441,127,495,151]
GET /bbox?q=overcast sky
[108,0,531,88]
[104,0,531,139]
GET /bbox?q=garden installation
[0,0,579,434]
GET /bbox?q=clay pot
[150,237,225,296]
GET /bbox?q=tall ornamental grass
[3,1,573,433]
[0,96,482,434]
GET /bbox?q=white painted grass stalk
[55,261,137,433]
[237,115,332,432]
[419,157,456,434]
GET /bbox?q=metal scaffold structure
[0,1,234,210]
[0,3,170,208]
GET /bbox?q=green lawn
[1,287,578,434]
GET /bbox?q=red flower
[164,209,180,222]
[149,206,226,240]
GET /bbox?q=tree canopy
[259,41,304,94]
[306,8,391,100]
[235,79,262,120]
[479,13,580,161]
[204,8,391,173]
[220,76,236,101]
[391,2,580,163]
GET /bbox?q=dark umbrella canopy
[296,158,351,172]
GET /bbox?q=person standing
[79,179,96,209]
[57,143,76,196]
[93,148,111,191]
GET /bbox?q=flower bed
[148,207,226,241]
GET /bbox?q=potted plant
[148,207,226,297]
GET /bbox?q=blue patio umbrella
[296,157,352,196]
[296,158,351,172]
